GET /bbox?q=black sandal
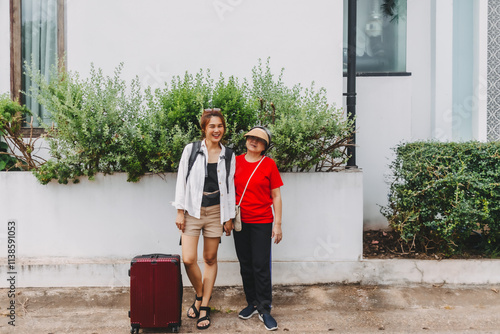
[196,306,211,330]
[187,295,203,319]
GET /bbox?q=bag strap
[238,156,265,206]
[186,141,202,183]
[224,147,233,193]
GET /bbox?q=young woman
[172,109,235,330]
[233,126,283,331]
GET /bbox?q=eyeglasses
[203,108,221,113]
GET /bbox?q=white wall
[355,0,433,229]
[65,0,344,104]
[0,0,10,94]
[0,171,362,260]
[1,0,490,231]
[0,171,363,286]
[473,0,488,142]
[358,0,489,228]
[350,76,412,230]
[431,0,454,141]
[406,0,488,142]
[407,0,432,140]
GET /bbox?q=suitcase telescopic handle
[130,254,180,266]
[143,254,172,258]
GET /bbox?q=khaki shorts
[183,205,223,238]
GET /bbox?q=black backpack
[185,141,233,192]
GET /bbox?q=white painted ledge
[1,258,498,288]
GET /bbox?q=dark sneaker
[259,313,278,331]
[238,304,258,319]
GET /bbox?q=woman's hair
[200,108,226,138]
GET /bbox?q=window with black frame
[343,0,407,74]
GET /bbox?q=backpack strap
[186,141,202,183]
[224,147,233,193]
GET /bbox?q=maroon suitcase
[129,254,183,333]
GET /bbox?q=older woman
[173,108,235,330]
[233,126,283,331]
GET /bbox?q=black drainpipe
[345,0,357,168]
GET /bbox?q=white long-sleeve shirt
[172,140,236,224]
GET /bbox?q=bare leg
[181,234,203,317]
[198,236,220,327]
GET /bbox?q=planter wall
[0,170,363,287]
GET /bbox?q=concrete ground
[1,284,500,334]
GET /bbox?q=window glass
[21,0,58,127]
[343,0,407,73]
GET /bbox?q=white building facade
[0,0,496,229]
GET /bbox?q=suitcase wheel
[172,325,180,333]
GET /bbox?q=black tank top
[202,163,220,207]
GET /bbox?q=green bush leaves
[381,141,500,255]
[0,93,39,171]
[24,59,354,184]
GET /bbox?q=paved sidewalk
[1,284,500,333]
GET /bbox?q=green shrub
[154,71,258,151]
[211,74,257,145]
[381,141,500,255]
[25,58,354,184]
[156,58,354,170]
[119,87,196,181]
[158,70,212,132]
[26,62,198,183]
[249,59,354,171]
[0,141,18,171]
[0,93,41,171]
[26,63,134,183]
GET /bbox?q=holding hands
[223,220,233,236]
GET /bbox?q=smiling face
[204,116,225,144]
[246,135,267,155]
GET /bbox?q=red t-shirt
[235,154,284,224]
